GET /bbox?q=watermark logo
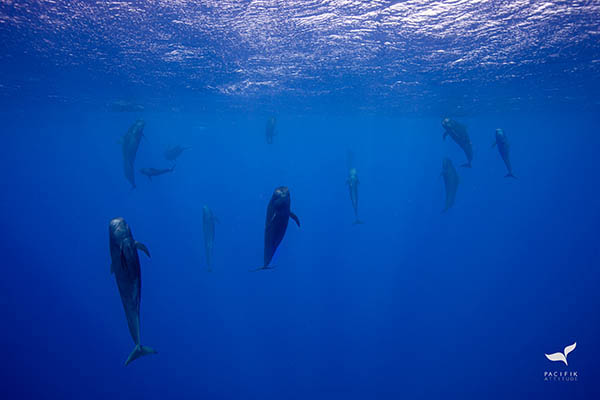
[545,342,576,366]
[543,341,578,382]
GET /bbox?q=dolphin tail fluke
[353,219,364,225]
[250,265,275,272]
[125,344,157,366]
[460,162,472,168]
[505,172,517,179]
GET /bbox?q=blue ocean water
[1,1,599,399]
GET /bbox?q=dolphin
[202,205,218,271]
[109,100,145,113]
[265,116,276,144]
[254,186,300,271]
[346,168,364,224]
[108,217,156,366]
[164,145,191,162]
[442,118,473,168]
[441,158,459,212]
[139,165,175,181]
[493,128,516,178]
[121,120,146,189]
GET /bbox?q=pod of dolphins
[111,116,516,365]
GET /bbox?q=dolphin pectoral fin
[290,212,300,227]
[492,141,497,148]
[504,173,517,179]
[135,241,151,258]
[147,175,152,181]
[442,131,447,140]
[125,344,157,366]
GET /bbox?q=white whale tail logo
[545,342,576,366]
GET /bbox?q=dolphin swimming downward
[108,217,156,366]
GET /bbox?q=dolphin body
[108,217,156,366]
[109,100,145,113]
[139,165,175,181]
[202,205,218,271]
[255,186,300,271]
[265,117,276,144]
[164,145,190,162]
[441,158,459,212]
[493,128,516,178]
[346,168,364,225]
[121,120,146,189]
[442,118,473,168]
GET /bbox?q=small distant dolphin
[202,205,218,271]
[108,217,156,366]
[265,117,276,144]
[442,118,473,168]
[121,120,146,189]
[164,145,191,162]
[255,186,300,271]
[441,158,459,212]
[139,165,175,181]
[346,168,364,224]
[493,128,516,178]
[109,100,144,113]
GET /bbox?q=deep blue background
[0,104,599,399]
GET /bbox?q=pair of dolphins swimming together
[109,186,300,365]
[441,119,517,212]
[120,119,190,188]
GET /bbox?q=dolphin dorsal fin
[135,241,151,258]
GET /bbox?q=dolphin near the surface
[254,186,300,271]
[108,217,156,366]
[441,158,459,212]
[202,205,218,271]
[139,165,175,181]
[121,120,146,189]
[265,116,277,144]
[442,118,473,168]
[346,168,364,224]
[108,100,145,113]
[164,145,190,162]
[493,128,516,178]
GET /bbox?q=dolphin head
[109,217,131,242]
[495,128,505,140]
[271,186,291,209]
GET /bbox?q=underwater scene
[1,1,599,399]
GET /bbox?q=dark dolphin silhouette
[139,165,175,181]
[121,120,145,189]
[108,217,156,366]
[442,118,473,168]
[254,186,300,271]
[164,145,190,162]
[441,158,459,212]
[202,205,218,271]
[346,168,364,225]
[493,128,516,178]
